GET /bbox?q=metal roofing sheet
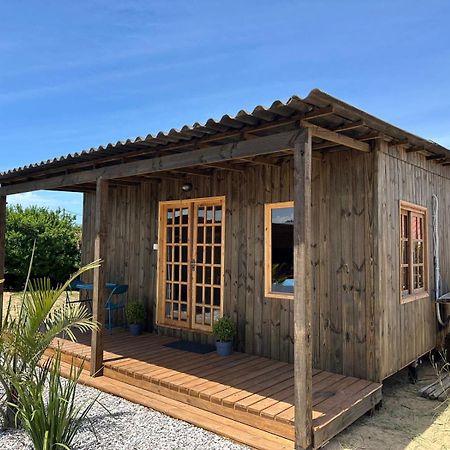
[0,88,448,181]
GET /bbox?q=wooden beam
[426,154,446,161]
[90,178,108,377]
[405,146,425,153]
[304,106,334,119]
[332,119,365,132]
[236,155,281,167]
[312,141,341,151]
[0,196,5,326]
[293,127,313,450]
[359,131,386,141]
[0,130,301,195]
[201,162,244,172]
[301,120,370,153]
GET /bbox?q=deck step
[59,361,294,450]
[46,346,295,441]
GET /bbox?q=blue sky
[1,1,450,223]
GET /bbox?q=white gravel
[0,383,249,450]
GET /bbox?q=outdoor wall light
[182,182,193,192]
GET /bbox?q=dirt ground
[325,361,450,450]
[2,290,78,321]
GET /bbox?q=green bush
[11,350,100,450]
[125,302,145,325]
[5,205,81,289]
[0,261,99,429]
[212,316,236,342]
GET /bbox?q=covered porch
[46,330,382,450]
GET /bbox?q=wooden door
[191,198,225,331]
[157,197,225,331]
[158,202,191,328]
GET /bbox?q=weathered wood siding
[311,150,376,380]
[377,141,450,380]
[81,150,377,379]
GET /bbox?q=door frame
[156,195,226,332]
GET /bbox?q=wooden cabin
[1,89,449,449]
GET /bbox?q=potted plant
[212,316,236,356]
[126,302,146,336]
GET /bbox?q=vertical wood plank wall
[377,142,450,380]
[81,150,377,379]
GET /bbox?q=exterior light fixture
[182,182,193,192]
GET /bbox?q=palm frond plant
[0,259,100,429]
[10,349,100,450]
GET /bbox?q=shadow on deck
[47,330,382,450]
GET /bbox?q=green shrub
[212,316,236,342]
[5,205,81,289]
[125,302,145,325]
[11,350,100,450]
[0,260,99,429]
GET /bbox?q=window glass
[265,203,294,297]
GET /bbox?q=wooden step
[59,361,294,450]
[103,365,295,441]
[45,345,295,441]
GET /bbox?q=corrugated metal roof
[1,88,448,182]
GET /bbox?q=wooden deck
[47,331,382,449]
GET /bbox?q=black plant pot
[216,340,233,356]
[129,323,142,336]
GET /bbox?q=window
[264,202,294,299]
[400,201,428,303]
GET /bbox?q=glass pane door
[160,204,190,327]
[191,200,224,331]
[158,197,225,331]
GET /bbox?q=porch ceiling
[1,88,449,194]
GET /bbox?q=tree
[5,205,81,289]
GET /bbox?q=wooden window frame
[264,201,294,300]
[399,201,428,304]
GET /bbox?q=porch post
[293,127,313,450]
[90,178,109,377]
[0,196,6,326]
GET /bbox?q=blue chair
[105,284,128,334]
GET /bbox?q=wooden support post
[293,127,313,450]
[0,196,6,326]
[90,178,109,377]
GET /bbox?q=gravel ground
[0,383,249,450]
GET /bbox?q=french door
[157,196,225,332]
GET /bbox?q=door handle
[191,259,197,270]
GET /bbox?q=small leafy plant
[125,302,146,325]
[212,316,236,342]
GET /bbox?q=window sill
[265,292,294,300]
[400,291,429,304]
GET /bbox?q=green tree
[5,206,81,289]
